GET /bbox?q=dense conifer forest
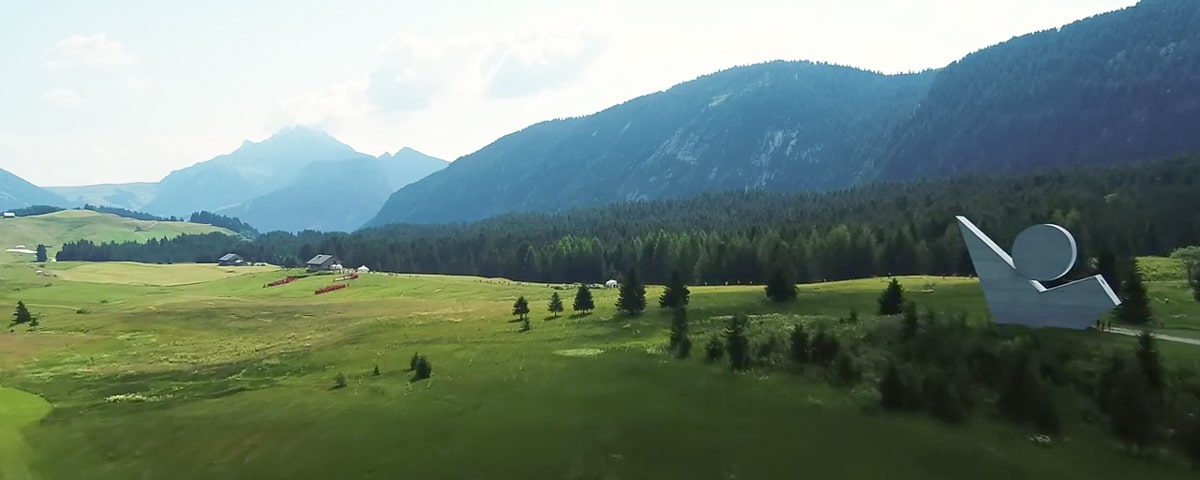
[58,154,1200,284]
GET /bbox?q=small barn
[357,265,370,273]
[217,253,245,266]
[306,254,338,272]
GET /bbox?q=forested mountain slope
[368,0,1200,226]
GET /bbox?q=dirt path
[0,386,50,480]
[1107,327,1200,347]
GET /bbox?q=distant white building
[357,265,370,273]
[605,279,619,288]
[2,212,15,218]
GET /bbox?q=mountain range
[4,0,1198,232]
[29,126,447,232]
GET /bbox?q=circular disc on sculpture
[1012,224,1077,282]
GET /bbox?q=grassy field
[0,210,232,260]
[49,262,279,286]
[0,257,1198,479]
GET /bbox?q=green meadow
[0,255,1198,479]
[0,210,231,260]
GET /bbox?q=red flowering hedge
[265,276,300,288]
[334,273,360,282]
[315,284,348,295]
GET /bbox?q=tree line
[57,154,1200,286]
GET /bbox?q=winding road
[1105,326,1200,347]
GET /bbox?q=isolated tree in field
[615,268,646,315]
[412,355,432,381]
[512,296,530,320]
[877,278,905,315]
[724,314,751,371]
[35,244,47,263]
[668,306,691,359]
[901,300,919,340]
[548,291,564,318]
[11,301,32,327]
[572,283,594,313]
[764,268,797,303]
[1116,259,1152,325]
[659,270,690,309]
[788,323,809,364]
[372,364,380,376]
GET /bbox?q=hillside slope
[367,0,1200,227]
[0,168,68,211]
[0,209,232,259]
[47,183,159,211]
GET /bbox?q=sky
[0,0,1139,187]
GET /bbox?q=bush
[372,364,380,376]
[705,336,724,363]
[333,372,347,389]
[412,356,432,381]
[831,351,860,386]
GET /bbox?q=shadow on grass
[569,312,593,319]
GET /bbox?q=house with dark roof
[218,253,245,266]
[306,254,338,272]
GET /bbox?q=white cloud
[45,33,136,69]
[121,75,156,90]
[43,88,84,108]
[365,33,493,113]
[271,80,373,129]
[484,29,607,99]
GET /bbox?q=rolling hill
[0,209,233,260]
[0,167,68,212]
[47,182,159,212]
[366,0,1200,226]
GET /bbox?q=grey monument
[955,216,1120,329]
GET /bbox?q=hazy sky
[0,0,1138,187]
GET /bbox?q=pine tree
[764,268,797,302]
[659,270,690,309]
[1191,266,1200,303]
[412,355,432,381]
[788,324,810,364]
[879,363,907,411]
[615,267,646,315]
[901,300,919,340]
[877,278,905,315]
[512,296,530,320]
[35,244,47,263]
[668,306,691,359]
[548,292,564,318]
[1116,258,1152,325]
[11,301,32,327]
[1135,331,1165,405]
[372,364,380,376]
[1110,368,1160,452]
[572,283,594,313]
[1094,250,1120,292]
[724,314,751,372]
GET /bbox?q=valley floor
[0,261,1197,479]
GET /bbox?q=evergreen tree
[412,355,432,381]
[409,352,420,371]
[878,278,905,315]
[764,267,797,302]
[704,335,724,363]
[831,351,859,385]
[1110,368,1160,452]
[372,364,380,376]
[1094,250,1120,292]
[1116,258,1152,325]
[659,270,690,309]
[668,306,691,359]
[615,267,646,315]
[1135,331,1165,404]
[1191,266,1200,303]
[1095,355,1126,414]
[901,300,919,340]
[512,296,530,320]
[572,283,595,313]
[724,314,751,371]
[879,363,908,411]
[810,328,841,366]
[11,301,32,327]
[35,244,47,263]
[997,353,1042,426]
[548,292,564,318]
[788,323,810,364]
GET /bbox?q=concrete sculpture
[955,216,1120,329]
